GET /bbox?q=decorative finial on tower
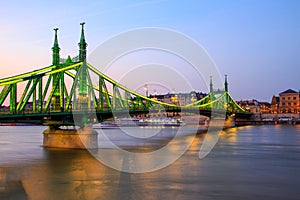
[224,75,228,92]
[78,22,87,62]
[80,22,85,36]
[209,76,213,93]
[52,28,60,65]
[53,28,59,47]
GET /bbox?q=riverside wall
[236,113,300,126]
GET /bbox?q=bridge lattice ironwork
[0,23,249,125]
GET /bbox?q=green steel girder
[19,78,39,112]
[10,83,17,113]
[98,77,104,109]
[112,85,125,109]
[65,73,78,111]
[86,63,178,108]
[0,65,54,85]
[226,92,245,113]
[33,86,36,112]
[44,73,62,112]
[0,85,11,106]
[60,73,64,110]
[38,78,43,112]
[42,75,52,101]
[85,66,98,109]
[78,62,88,96]
[99,78,111,109]
[16,79,32,111]
[0,59,247,119]
[124,91,134,108]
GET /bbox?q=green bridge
[0,23,250,128]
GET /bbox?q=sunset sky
[0,0,299,102]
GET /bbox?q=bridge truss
[0,23,248,126]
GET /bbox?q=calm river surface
[0,125,299,199]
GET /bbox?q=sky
[0,0,299,102]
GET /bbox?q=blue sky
[0,0,299,102]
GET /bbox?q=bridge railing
[0,61,248,120]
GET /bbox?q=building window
[288,97,290,100]
[282,97,285,100]
[282,103,285,106]
[294,97,297,100]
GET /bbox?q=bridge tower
[209,76,213,93]
[78,22,87,62]
[209,76,214,103]
[224,75,229,105]
[43,23,98,149]
[51,28,62,111]
[77,22,89,111]
[52,28,60,65]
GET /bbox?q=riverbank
[236,113,300,126]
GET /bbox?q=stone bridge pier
[43,125,98,149]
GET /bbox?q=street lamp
[144,84,148,97]
[171,94,178,105]
[191,92,196,103]
[152,89,157,101]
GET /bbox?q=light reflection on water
[0,125,299,199]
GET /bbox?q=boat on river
[93,118,185,129]
[136,118,185,127]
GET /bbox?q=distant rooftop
[279,89,298,95]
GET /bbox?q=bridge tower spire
[209,76,213,93]
[209,76,214,104]
[77,23,89,112]
[51,28,62,111]
[78,22,87,62]
[224,75,228,93]
[52,28,60,65]
[224,75,229,105]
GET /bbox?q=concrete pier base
[207,117,236,129]
[224,117,235,128]
[43,126,98,149]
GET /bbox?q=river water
[0,125,299,199]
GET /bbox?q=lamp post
[191,92,196,104]
[144,84,148,97]
[153,89,157,101]
[171,94,178,105]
